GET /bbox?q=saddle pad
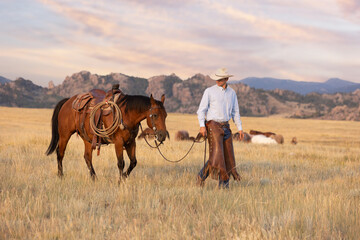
[72,93,93,111]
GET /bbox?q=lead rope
[204,134,207,168]
[139,123,160,149]
[139,123,207,164]
[140,123,237,180]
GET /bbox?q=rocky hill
[0,71,359,121]
[0,78,62,108]
[49,71,148,97]
[0,76,11,85]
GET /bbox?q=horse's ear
[150,94,155,104]
[161,94,165,104]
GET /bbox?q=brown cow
[175,130,192,141]
[270,134,284,144]
[249,129,275,137]
[137,128,155,140]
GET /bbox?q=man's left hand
[238,130,244,140]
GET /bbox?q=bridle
[148,105,163,133]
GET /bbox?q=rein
[139,123,207,164]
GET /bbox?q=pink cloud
[211,3,343,44]
[337,0,360,14]
[39,0,121,37]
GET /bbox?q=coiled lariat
[89,101,123,138]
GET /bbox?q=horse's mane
[119,95,164,113]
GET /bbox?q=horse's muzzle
[155,130,168,143]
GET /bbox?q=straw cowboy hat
[210,68,234,81]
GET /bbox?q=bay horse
[46,89,168,182]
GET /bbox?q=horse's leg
[83,141,97,180]
[54,97,77,178]
[56,132,73,178]
[114,141,126,183]
[124,140,137,178]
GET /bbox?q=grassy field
[0,106,359,239]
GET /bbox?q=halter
[148,105,163,132]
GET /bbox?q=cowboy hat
[210,68,234,81]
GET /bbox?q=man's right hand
[200,127,207,137]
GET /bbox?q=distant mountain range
[230,77,360,95]
[0,72,359,121]
[0,78,62,108]
[3,74,360,94]
[0,76,11,84]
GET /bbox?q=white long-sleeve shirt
[197,84,243,131]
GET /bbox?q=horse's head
[146,94,168,143]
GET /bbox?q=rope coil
[89,101,123,138]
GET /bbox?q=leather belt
[207,120,229,127]
[216,121,228,126]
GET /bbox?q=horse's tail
[46,98,69,155]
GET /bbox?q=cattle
[175,130,198,141]
[174,131,205,142]
[232,129,285,144]
[249,129,275,137]
[270,134,284,144]
[249,129,284,144]
[137,128,155,140]
[233,132,252,143]
[251,134,277,144]
[291,137,298,145]
[175,130,190,141]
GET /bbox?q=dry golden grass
[0,106,359,239]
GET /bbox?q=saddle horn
[112,84,120,94]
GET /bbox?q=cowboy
[197,68,244,188]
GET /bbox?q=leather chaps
[205,120,241,182]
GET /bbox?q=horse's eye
[153,114,158,118]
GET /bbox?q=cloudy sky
[0,0,359,86]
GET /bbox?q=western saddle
[72,84,124,154]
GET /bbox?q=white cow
[251,134,278,144]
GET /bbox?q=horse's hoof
[118,175,127,185]
[196,175,205,187]
[90,175,97,181]
[118,178,125,185]
[234,174,241,182]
